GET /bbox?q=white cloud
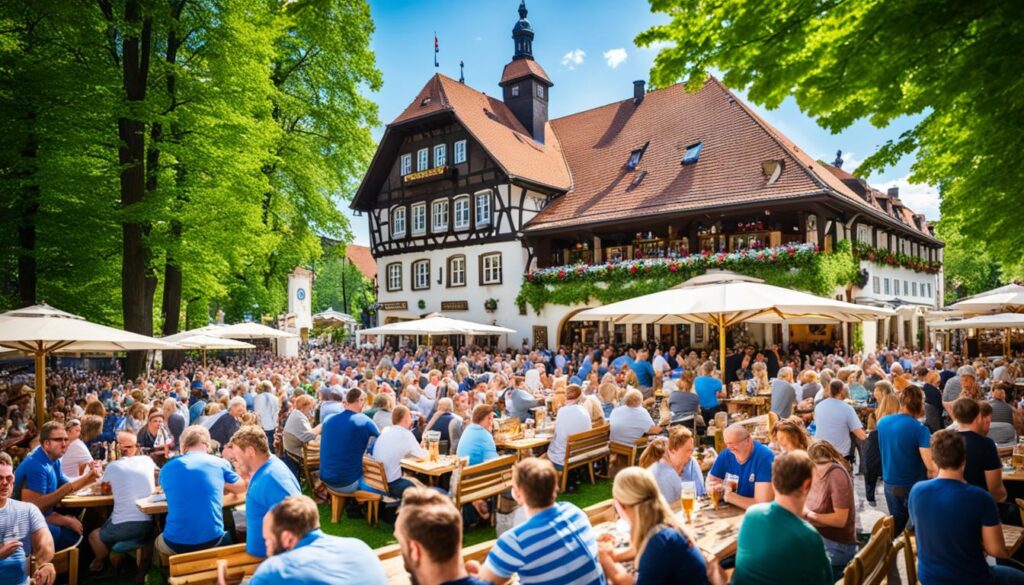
[603,48,628,69]
[561,49,585,70]
[876,176,941,220]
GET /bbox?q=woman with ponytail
[598,467,721,585]
[638,427,706,502]
[804,441,857,580]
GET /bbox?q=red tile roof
[821,165,932,236]
[391,74,570,191]
[500,59,552,86]
[345,244,376,281]
[526,78,938,243]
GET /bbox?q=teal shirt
[732,502,833,585]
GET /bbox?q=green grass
[87,480,614,584]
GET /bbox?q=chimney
[832,149,843,169]
[887,186,899,199]
[633,80,645,105]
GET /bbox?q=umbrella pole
[34,350,46,429]
[203,349,207,368]
[1005,328,1011,359]
[718,315,727,383]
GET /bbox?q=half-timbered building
[352,1,943,351]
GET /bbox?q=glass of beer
[425,430,441,463]
[1014,440,1024,471]
[680,482,696,523]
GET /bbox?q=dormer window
[682,142,703,165]
[536,85,544,98]
[626,142,649,171]
[400,154,412,176]
[511,85,519,97]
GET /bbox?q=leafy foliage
[637,0,1024,263]
[517,241,860,313]
[934,219,1005,305]
[0,0,380,345]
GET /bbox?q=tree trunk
[117,0,153,379]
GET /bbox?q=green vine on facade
[851,240,940,274]
[516,241,861,314]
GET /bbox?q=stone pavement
[852,466,909,583]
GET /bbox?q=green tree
[638,0,1024,260]
[935,219,1003,304]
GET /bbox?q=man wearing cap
[942,365,977,419]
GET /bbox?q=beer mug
[680,481,697,523]
[425,430,441,463]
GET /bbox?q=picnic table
[723,397,768,418]
[594,499,745,564]
[401,455,460,486]
[495,434,552,460]
[136,491,246,516]
[60,486,114,509]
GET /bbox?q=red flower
[558,270,566,279]
[527,274,535,281]
[788,249,796,256]
[629,265,638,275]
[669,264,678,272]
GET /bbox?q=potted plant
[484,298,498,312]
[417,299,426,310]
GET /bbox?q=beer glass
[680,481,696,523]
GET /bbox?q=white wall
[855,260,941,308]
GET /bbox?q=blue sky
[345,0,939,245]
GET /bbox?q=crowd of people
[1,339,1024,584]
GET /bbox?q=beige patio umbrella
[948,284,1024,315]
[0,303,181,427]
[572,271,894,381]
[215,322,297,340]
[160,332,255,367]
[927,313,1024,357]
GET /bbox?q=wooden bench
[609,435,649,468]
[583,499,616,525]
[452,454,516,511]
[300,442,320,488]
[32,543,79,585]
[842,516,902,585]
[560,425,611,492]
[328,457,388,525]
[167,543,262,585]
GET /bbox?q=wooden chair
[845,516,895,585]
[560,425,611,492]
[583,499,616,525]
[32,543,79,585]
[167,543,262,585]
[451,455,516,512]
[327,457,386,525]
[893,529,918,585]
[300,442,320,488]
[375,543,402,561]
[609,435,649,469]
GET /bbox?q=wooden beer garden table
[136,491,246,516]
[401,455,460,486]
[495,434,552,460]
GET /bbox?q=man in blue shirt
[225,425,300,558]
[456,405,499,466]
[320,388,379,493]
[395,488,490,585]
[708,424,774,510]
[693,363,725,418]
[877,385,935,534]
[250,495,386,584]
[14,421,100,550]
[909,429,1024,584]
[155,426,245,555]
[631,349,655,392]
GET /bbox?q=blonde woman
[638,426,707,501]
[770,417,810,453]
[598,382,620,419]
[597,467,719,585]
[750,362,770,394]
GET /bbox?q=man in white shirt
[253,381,280,447]
[524,363,543,393]
[423,371,442,401]
[371,406,427,501]
[87,432,158,575]
[546,385,592,471]
[652,349,670,378]
[609,389,661,446]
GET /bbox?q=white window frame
[857,224,872,243]
[475,191,492,228]
[432,199,449,232]
[417,148,428,171]
[481,253,502,285]
[536,84,544,98]
[511,85,519,97]
[391,206,406,237]
[903,280,909,296]
[411,202,426,235]
[400,154,412,176]
[884,278,891,295]
[412,260,430,291]
[454,196,470,231]
[434,144,446,167]
[872,276,880,294]
[448,255,466,288]
[913,282,918,297]
[387,263,402,292]
[454,140,467,164]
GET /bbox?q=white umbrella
[0,303,181,426]
[215,322,297,340]
[927,313,1024,357]
[160,333,255,367]
[948,284,1024,315]
[357,313,515,337]
[572,271,893,379]
[312,308,357,325]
